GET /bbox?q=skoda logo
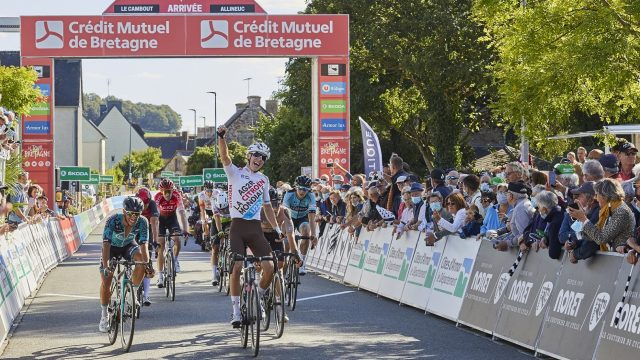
[205,173,212,179]
[61,170,67,176]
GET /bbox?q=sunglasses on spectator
[251,153,267,161]
[446,202,455,205]
[481,198,491,203]
[297,187,310,192]
[124,210,141,217]
[624,151,637,156]
[446,176,458,180]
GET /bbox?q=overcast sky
[0,0,307,133]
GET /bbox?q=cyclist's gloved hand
[217,126,227,139]
[275,227,283,239]
[217,231,225,238]
[99,266,110,278]
[295,251,303,266]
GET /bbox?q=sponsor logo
[35,21,64,49]
[321,118,347,132]
[494,273,510,304]
[553,289,585,317]
[321,63,346,76]
[211,4,256,13]
[320,100,347,113]
[507,279,534,305]
[201,20,229,48]
[589,292,610,331]
[24,121,50,135]
[535,281,554,316]
[32,65,51,78]
[320,81,347,95]
[470,271,493,294]
[34,84,50,97]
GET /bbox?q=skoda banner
[59,166,91,181]
[202,168,227,183]
[493,249,562,350]
[458,241,519,334]
[537,253,622,360]
[596,259,640,359]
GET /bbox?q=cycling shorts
[264,231,284,260]
[229,218,271,257]
[292,216,309,233]
[159,213,181,237]
[108,242,139,262]
[205,209,213,217]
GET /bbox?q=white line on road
[297,291,354,302]
[39,293,99,300]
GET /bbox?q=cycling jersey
[282,190,317,219]
[154,190,184,217]
[141,199,159,221]
[198,190,216,211]
[103,214,149,247]
[224,163,270,221]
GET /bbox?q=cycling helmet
[215,182,227,190]
[204,180,214,190]
[123,196,144,212]
[159,178,175,191]
[215,191,229,209]
[269,186,278,203]
[247,142,271,160]
[295,175,313,188]
[136,187,151,204]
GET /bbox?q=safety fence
[0,196,125,346]
[306,224,640,360]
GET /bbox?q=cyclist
[261,186,300,266]
[198,180,217,246]
[211,190,231,286]
[136,187,159,306]
[282,175,318,275]
[217,125,283,328]
[154,178,189,287]
[98,196,149,332]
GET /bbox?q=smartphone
[568,203,579,210]
[326,163,333,168]
[549,171,556,187]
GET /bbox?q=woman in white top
[395,186,414,237]
[432,192,467,234]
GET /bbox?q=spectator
[446,170,460,190]
[588,149,604,160]
[360,185,384,229]
[599,154,621,180]
[35,195,57,219]
[560,181,601,261]
[577,147,588,163]
[386,155,408,216]
[332,174,345,191]
[567,178,635,263]
[339,184,350,200]
[343,189,365,235]
[395,186,415,237]
[479,174,492,192]
[325,191,346,224]
[617,142,638,181]
[462,174,484,217]
[479,190,496,213]
[432,192,467,238]
[567,152,578,164]
[430,168,451,199]
[533,190,564,259]
[478,183,512,239]
[422,192,454,245]
[351,174,365,188]
[492,181,534,251]
[7,170,30,225]
[505,162,527,183]
[26,185,42,217]
[530,170,548,187]
[582,159,605,182]
[461,205,483,238]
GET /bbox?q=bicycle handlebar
[295,235,312,240]
[233,254,274,262]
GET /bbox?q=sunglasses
[125,210,141,217]
[251,153,268,161]
[297,187,310,192]
[481,199,491,203]
[446,202,455,205]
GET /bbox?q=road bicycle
[217,228,232,294]
[262,250,297,338]
[106,258,146,352]
[161,230,181,301]
[234,253,273,357]
[284,235,309,311]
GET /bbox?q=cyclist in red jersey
[154,179,189,287]
[136,187,159,305]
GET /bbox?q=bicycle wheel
[135,285,143,319]
[217,246,226,293]
[169,252,176,301]
[274,272,286,339]
[107,278,119,345]
[291,264,299,311]
[284,259,293,307]
[164,251,172,298]
[250,286,261,357]
[240,285,249,349]
[261,281,272,332]
[120,280,136,352]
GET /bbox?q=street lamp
[128,120,132,182]
[188,108,197,151]
[199,116,206,139]
[206,91,218,168]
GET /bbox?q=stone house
[224,95,278,146]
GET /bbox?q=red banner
[103,0,266,14]
[20,15,349,58]
[318,138,350,179]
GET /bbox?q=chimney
[106,99,123,113]
[247,95,261,108]
[235,103,247,112]
[99,104,108,117]
[265,99,279,116]
[181,131,188,142]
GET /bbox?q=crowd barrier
[0,196,125,346]
[306,225,640,359]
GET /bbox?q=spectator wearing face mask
[395,186,415,238]
[559,182,600,261]
[479,174,492,193]
[478,183,512,240]
[492,181,535,251]
[528,190,564,259]
[446,170,460,190]
[419,192,453,244]
[430,192,467,244]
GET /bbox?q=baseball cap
[554,163,575,175]
[571,181,595,196]
[430,168,445,181]
[507,181,531,196]
[332,174,344,182]
[490,177,505,185]
[612,138,631,152]
[621,142,638,153]
[409,183,424,193]
[395,175,408,184]
[599,154,619,172]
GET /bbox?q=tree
[473,1,640,156]
[0,66,42,116]
[185,142,248,175]
[115,147,164,180]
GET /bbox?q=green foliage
[0,66,41,116]
[83,93,182,132]
[185,142,247,175]
[4,153,22,197]
[474,0,640,155]
[106,166,124,185]
[115,147,164,180]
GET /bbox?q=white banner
[378,230,421,301]
[343,229,373,286]
[358,227,393,293]
[400,235,447,310]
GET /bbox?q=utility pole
[188,109,197,151]
[206,91,218,168]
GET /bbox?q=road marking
[297,290,354,302]
[39,293,99,300]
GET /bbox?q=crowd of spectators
[275,140,640,265]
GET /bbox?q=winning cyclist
[98,197,149,332]
[136,187,159,306]
[211,190,231,286]
[282,175,318,275]
[217,125,282,328]
[154,178,189,287]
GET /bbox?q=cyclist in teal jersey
[282,175,318,275]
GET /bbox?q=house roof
[146,136,212,159]
[223,103,273,128]
[472,146,552,172]
[83,116,107,138]
[93,106,147,142]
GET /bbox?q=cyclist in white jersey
[217,125,282,327]
[211,190,231,286]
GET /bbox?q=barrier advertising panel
[457,241,519,334]
[358,227,393,293]
[399,235,446,310]
[537,253,622,360]
[378,230,420,301]
[493,250,562,349]
[595,259,640,359]
[426,236,481,321]
[343,229,372,286]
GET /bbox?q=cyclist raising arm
[98,197,149,332]
[217,125,282,327]
[282,175,318,275]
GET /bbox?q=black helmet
[269,186,278,204]
[123,196,144,213]
[295,175,312,188]
[204,180,214,190]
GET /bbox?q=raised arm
[217,126,232,166]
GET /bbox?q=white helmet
[215,192,229,209]
[247,142,271,160]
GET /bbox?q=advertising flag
[359,117,382,179]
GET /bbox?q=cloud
[136,72,164,80]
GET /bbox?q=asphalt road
[1,219,533,359]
